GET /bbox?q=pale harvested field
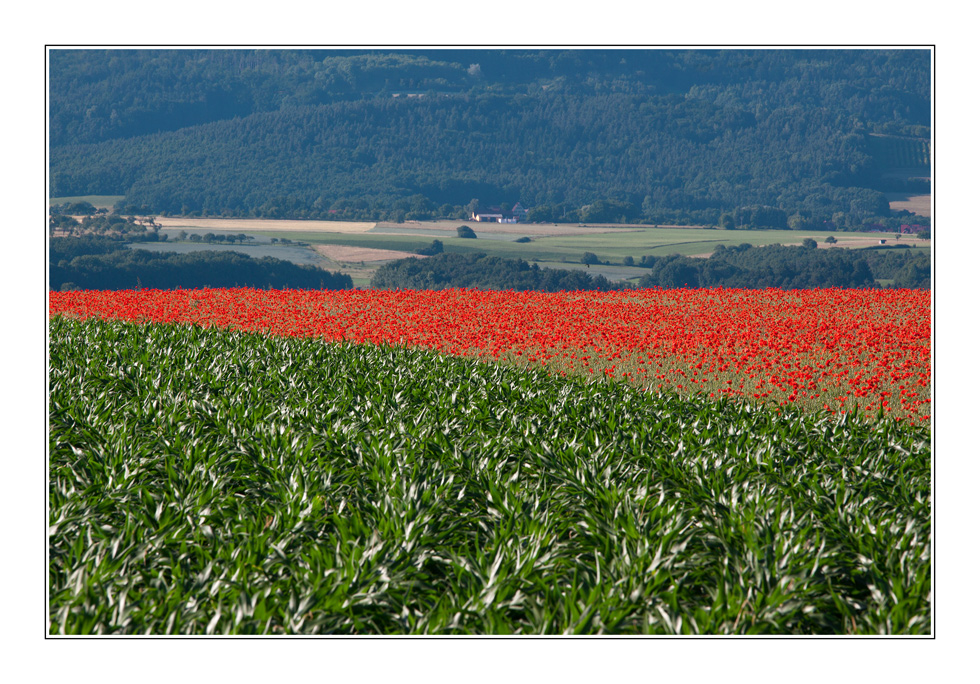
[313,244,427,263]
[376,220,642,237]
[153,217,377,233]
[886,194,931,218]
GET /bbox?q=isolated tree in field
[825,236,837,244]
[457,225,477,239]
[582,252,600,265]
[801,238,818,249]
[416,239,444,256]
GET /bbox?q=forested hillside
[50,49,931,227]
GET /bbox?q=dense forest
[50,49,931,228]
[50,237,352,291]
[372,245,930,292]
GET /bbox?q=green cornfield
[48,317,931,635]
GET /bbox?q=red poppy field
[49,287,931,422]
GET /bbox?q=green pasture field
[343,271,376,289]
[531,261,650,283]
[49,316,931,635]
[49,195,125,210]
[253,226,930,267]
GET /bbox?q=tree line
[50,237,352,291]
[635,243,929,289]
[371,253,628,292]
[371,245,930,292]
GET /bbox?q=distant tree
[523,205,545,222]
[916,229,930,240]
[457,225,477,239]
[177,229,188,240]
[788,213,822,231]
[719,213,736,230]
[416,239,444,256]
[406,194,434,221]
[623,255,634,266]
[801,238,818,249]
[579,199,637,224]
[643,255,700,288]
[64,201,97,215]
[582,252,600,265]
[188,233,202,242]
[514,236,532,243]
[825,236,837,244]
[739,206,788,230]
[891,255,931,288]
[49,214,80,234]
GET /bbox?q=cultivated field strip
[49,317,931,634]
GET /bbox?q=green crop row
[48,316,932,634]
